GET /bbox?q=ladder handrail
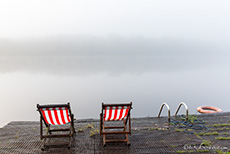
[175,102,188,121]
[158,102,170,122]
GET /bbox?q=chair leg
[71,114,76,133]
[68,136,71,149]
[126,134,130,146]
[100,113,102,136]
[46,124,51,135]
[68,123,75,149]
[41,138,47,151]
[102,121,106,146]
[40,116,43,140]
[123,119,130,145]
[103,134,106,146]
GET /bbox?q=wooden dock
[1,112,230,153]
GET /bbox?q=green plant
[216,149,230,154]
[215,136,230,140]
[195,133,202,140]
[199,131,219,136]
[201,140,211,146]
[148,127,158,130]
[188,115,197,124]
[87,123,94,129]
[15,132,20,138]
[90,128,99,137]
[170,145,177,147]
[175,129,184,132]
[77,129,84,132]
[213,123,230,127]
[197,150,209,152]
[176,150,195,153]
[210,127,229,131]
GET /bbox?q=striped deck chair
[100,102,132,146]
[37,102,75,150]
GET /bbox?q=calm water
[1,0,230,128]
[0,54,229,127]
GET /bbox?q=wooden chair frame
[100,102,132,146]
[37,102,76,150]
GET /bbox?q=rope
[171,114,209,134]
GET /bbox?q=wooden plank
[43,134,71,138]
[100,131,130,134]
[105,139,128,142]
[104,126,124,129]
[50,128,70,132]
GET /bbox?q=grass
[170,145,177,147]
[176,149,209,153]
[15,132,20,139]
[148,127,158,130]
[87,123,94,129]
[195,133,202,140]
[176,150,195,153]
[215,136,230,140]
[223,132,229,135]
[197,150,209,152]
[201,140,212,146]
[77,128,84,132]
[199,131,219,136]
[209,127,229,131]
[188,115,198,124]
[213,123,230,127]
[216,149,230,154]
[175,129,184,132]
[90,128,99,137]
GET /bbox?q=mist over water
[0,37,230,127]
[1,0,230,127]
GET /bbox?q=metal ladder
[158,102,188,122]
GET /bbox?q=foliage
[200,140,212,146]
[213,123,230,127]
[199,131,219,136]
[215,136,230,140]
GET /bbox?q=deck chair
[100,102,132,146]
[37,102,75,150]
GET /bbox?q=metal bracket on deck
[175,102,188,121]
[158,102,170,122]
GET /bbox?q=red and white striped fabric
[40,107,71,125]
[104,106,130,121]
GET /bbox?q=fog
[0,0,230,127]
[0,36,228,75]
[0,36,229,127]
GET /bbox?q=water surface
[0,54,229,127]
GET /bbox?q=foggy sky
[1,0,230,127]
[0,0,230,40]
[1,0,230,76]
[0,36,229,75]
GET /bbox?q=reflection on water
[0,37,230,127]
[0,63,229,127]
